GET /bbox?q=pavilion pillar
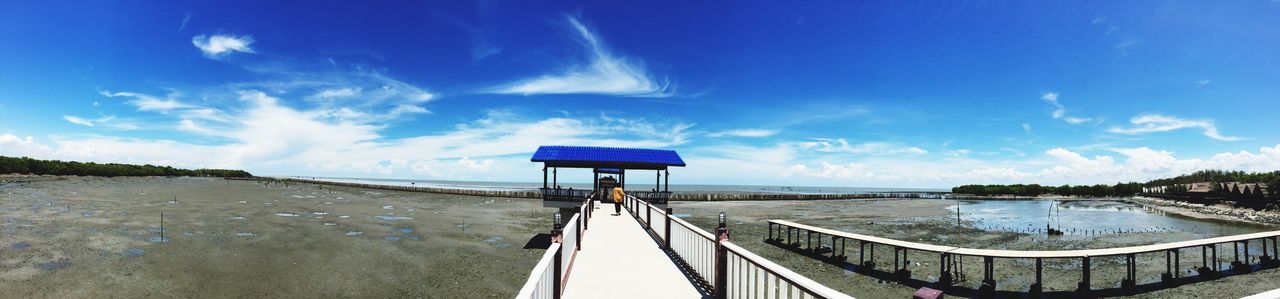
[665,170,670,192]
[542,166,548,189]
[620,169,625,189]
[656,170,661,191]
[552,167,557,188]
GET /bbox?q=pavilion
[530,145,685,208]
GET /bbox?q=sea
[291,176,946,195]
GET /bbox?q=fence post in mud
[1031,257,1042,296]
[980,256,995,295]
[1077,255,1091,294]
[664,208,672,249]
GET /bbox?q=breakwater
[230,177,940,201]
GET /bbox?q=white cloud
[799,138,927,156]
[314,87,361,99]
[486,16,671,97]
[1041,92,1093,124]
[0,134,52,157]
[1021,123,1032,132]
[100,90,193,112]
[8,89,693,180]
[1107,114,1242,141]
[62,115,139,130]
[1194,79,1211,87]
[707,128,778,138]
[192,34,255,58]
[63,115,95,127]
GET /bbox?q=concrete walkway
[562,204,705,299]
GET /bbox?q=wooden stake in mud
[160,211,164,244]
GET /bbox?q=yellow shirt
[611,187,625,203]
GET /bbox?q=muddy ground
[671,199,1280,299]
[0,177,549,298]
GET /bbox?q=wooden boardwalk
[561,204,705,299]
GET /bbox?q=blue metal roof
[530,146,686,169]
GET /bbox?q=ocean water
[293,176,945,195]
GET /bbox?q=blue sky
[2,1,1279,188]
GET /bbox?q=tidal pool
[948,199,1273,237]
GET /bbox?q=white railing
[515,195,594,299]
[515,243,561,299]
[669,214,717,284]
[724,242,851,299]
[623,195,852,299]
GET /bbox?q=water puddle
[236,232,257,237]
[482,236,512,248]
[398,228,413,234]
[147,236,171,243]
[311,211,329,216]
[81,211,94,218]
[345,231,363,236]
[37,261,71,271]
[374,215,413,221]
[230,216,247,220]
[122,248,145,257]
[273,212,299,217]
[382,205,394,210]
[384,236,402,241]
[338,215,350,219]
[323,222,337,226]
[13,242,31,249]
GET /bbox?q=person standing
[611,184,625,216]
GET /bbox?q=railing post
[550,216,564,299]
[665,208,673,249]
[646,204,652,229]
[715,212,729,299]
[577,213,583,251]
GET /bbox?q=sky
[2,1,1279,188]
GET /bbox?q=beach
[0,177,548,298]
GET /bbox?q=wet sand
[671,199,1280,299]
[0,177,548,298]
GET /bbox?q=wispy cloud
[707,128,778,138]
[62,115,139,130]
[800,138,927,156]
[1194,79,1211,87]
[1107,114,1243,141]
[192,34,255,58]
[1021,123,1032,132]
[485,16,672,97]
[1041,92,1094,125]
[179,11,192,32]
[99,90,193,112]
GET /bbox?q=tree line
[951,183,1144,198]
[952,169,1280,201]
[0,156,251,178]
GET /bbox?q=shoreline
[240,177,937,202]
[1129,196,1280,225]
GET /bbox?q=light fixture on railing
[718,212,727,228]
[554,212,563,230]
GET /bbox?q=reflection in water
[948,198,1274,238]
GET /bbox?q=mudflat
[671,199,1280,299]
[0,177,547,298]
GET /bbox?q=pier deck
[561,204,704,299]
